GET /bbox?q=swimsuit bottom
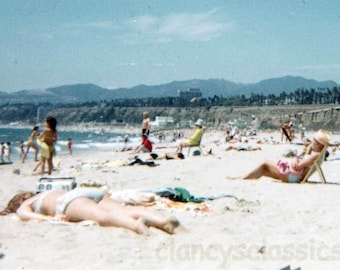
[288,173,301,183]
[37,139,54,158]
[56,188,105,215]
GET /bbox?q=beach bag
[192,150,201,156]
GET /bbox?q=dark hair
[0,192,35,215]
[33,126,39,131]
[46,116,57,131]
[177,153,185,159]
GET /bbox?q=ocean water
[0,126,146,162]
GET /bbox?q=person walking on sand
[124,134,129,148]
[4,142,11,162]
[0,142,4,163]
[141,112,151,136]
[22,125,40,163]
[37,116,58,175]
[0,187,180,235]
[19,140,25,160]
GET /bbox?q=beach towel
[153,187,238,203]
[110,190,156,205]
[128,157,158,167]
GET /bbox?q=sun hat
[194,119,203,127]
[313,129,330,146]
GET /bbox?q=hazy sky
[1,0,340,92]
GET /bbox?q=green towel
[173,187,205,203]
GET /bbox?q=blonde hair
[0,192,35,215]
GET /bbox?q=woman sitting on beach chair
[0,187,180,235]
[176,119,204,153]
[226,129,330,183]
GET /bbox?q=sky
[1,0,340,93]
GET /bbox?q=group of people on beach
[17,118,73,171]
[1,112,181,235]
[21,116,59,175]
[0,111,332,235]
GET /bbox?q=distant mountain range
[0,76,338,105]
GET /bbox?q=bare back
[40,129,58,145]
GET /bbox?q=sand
[1,128,340,270]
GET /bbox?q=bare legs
[47,156,53,175]
[99,197,179,234]
[39,153,53,175]
[65,197,180,235]
[22,144,38,163]
[227,160,288,182]
[40,157,46,176]
[176,139,189,153]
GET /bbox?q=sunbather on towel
[0,187,180,235]
[226,129,330,183]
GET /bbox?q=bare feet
[135,217,150,235]
[160,217,180,234]
[226,176,239,180]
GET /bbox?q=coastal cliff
[1,104,340,131]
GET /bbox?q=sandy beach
[1,128,340,270]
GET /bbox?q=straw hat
[313,129,330,146]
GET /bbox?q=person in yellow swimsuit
[37,116,58,175]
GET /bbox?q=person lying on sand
[226,129,329,183]
[0,187,180,235]
[225,140,261,152]
[149,152,185,160]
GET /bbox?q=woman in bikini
[226,129,330,183]
[22,125,40,163]
[0,187,180,235]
